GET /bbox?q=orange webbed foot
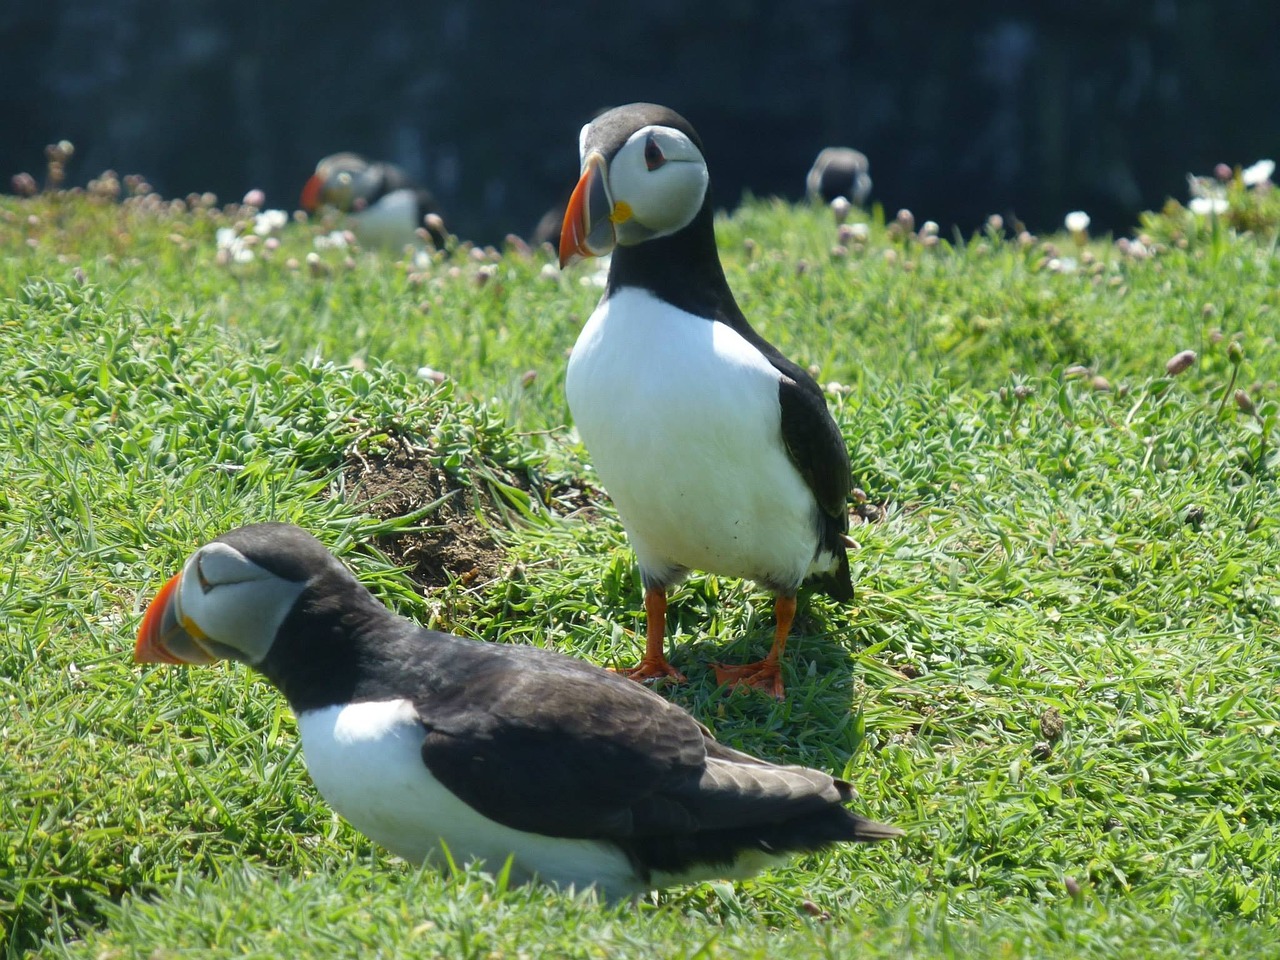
[614,656,686,684]
[712,659,785,700]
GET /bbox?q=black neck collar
[606,201,742,324]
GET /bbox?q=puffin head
[559,103,710,268]
[300,153,375,214]
[135,523,330,668]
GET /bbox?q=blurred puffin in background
[806,147,872,206]
[301,152,449,250]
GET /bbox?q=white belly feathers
[566,288,820,589]
[297,700,642,896]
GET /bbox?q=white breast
[296,700,643,897]
[350,189,421,251]
[566,288,820,590]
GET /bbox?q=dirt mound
[343,440,509,590]
[343,434,603,592]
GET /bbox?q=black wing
[717,299,851,525]
[774,362,851,524]
[403,637,895,874]
[735,321,854,601]
[413,654,711,839]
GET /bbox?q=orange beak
[300,174,324,212]
[559,152,617,268]
[135,571,218,666]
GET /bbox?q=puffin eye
[195,555,214,594]
[643,135,666,172]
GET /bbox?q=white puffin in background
[559,103,857,699]
[134,523,901,899]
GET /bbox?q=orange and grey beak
[559,152,625,268]
[135,571,219,666]
[300,174,324,212]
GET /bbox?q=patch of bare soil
[343,442,510,591]
[342,436,606,592]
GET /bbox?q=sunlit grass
[2,181,1278,957]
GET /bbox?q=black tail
[626,805,901,878]
[807,528,854,603]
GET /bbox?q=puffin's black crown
[585,103,705,162]
[213,523,333,585]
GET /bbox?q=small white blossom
[416,366,447,383]
[849,222,870,242]
[1187,174,1222,200]
[1189,196,1228,216]
[215,227,254,263]
[1242,159,1275,188]
[1064,211,1090,233]
[314,230,350,250]
[253,209,288,236]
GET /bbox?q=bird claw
[712,660,785,700]
[614,657,686,684]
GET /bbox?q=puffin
[134,523,900,899]
[559,103,856,699]
[805,147,873,206]
[300,152,448,249]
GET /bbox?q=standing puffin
[559,103,855,699]
[301,152,448,250]
[134,523,899,898]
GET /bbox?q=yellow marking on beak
[179,611,210,645]
[610,201,633,225]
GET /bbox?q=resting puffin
[134,523,900,898]
[301,152,448,249]
[806,147,873,206]
[559,103,855,699]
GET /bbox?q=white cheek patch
[578,122,592,167]
[607,127,708,240]
[611,160,708,239]
[180,551,307,664]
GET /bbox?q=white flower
[1186,174,1221,199]
[215,227,254,263]
[1064,211,1090,233]
[416,366,447,383]
[1189,196,1229,216]
[253,209,288,236]
[314,230,350,250]
[1242,159,1275,188]
[849,222,870,242]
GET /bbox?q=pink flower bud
[1165,350,1197,376]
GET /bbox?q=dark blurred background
[3,1,1277,242]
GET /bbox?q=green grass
[2,177,1279,958]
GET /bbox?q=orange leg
[712,595,796,699]
[616,587,685,683]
